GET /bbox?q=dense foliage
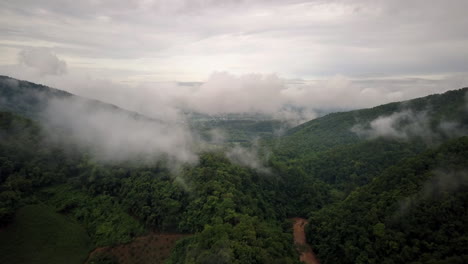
[307,137,468,264]
[0,76,467,264]
[0,110,300,263]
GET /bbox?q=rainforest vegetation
[0,76,467,264]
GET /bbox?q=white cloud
[2,48,468,127]
[225,144,271,174]
[351,110,432,140]
[18,47,67,76]
[351,109,468,143]
[41,96,197,165]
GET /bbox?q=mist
[2,47,468,127]
[41,95,198,165]
[1,47,468,171]
[351,108,468,143]
[351,110,434,141]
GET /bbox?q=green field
[0,204,92,264]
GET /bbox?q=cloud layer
[42,96,197,165]
[3,48,468,124]
[1,0,468,82]
[1,1,468,125]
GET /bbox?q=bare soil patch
[86,232,188,264]
[291,217,320,264]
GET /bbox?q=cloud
[1,0,468,81]
[438,121,468,139]
[351,108,468,143]
[182,72,286,114]
[2,49,468,128]
[18,47,67,76]
[351,110,434,141]
[41,96,197,165]
[225,144,270,174]
[272,107,318,126]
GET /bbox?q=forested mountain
[0,75,287,146]
[0,77,467,264]
[0,75,160,123]
[267,87,468,263]
[275,87,468,158]
[269,87,468,214]
[308,137,468,264]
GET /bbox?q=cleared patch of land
[87,232,188,264]
[0,204,92,264]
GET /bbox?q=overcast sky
[1,0,468,118]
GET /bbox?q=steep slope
[267,88,468,263]
[275,87,468,159]
[308,137,468,264]
[270,87,468,215]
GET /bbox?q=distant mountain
[0,76,289,145]
[269,87,468,215]
[0,75,155,122]
[275,87,468,159]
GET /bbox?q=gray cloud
[18,47,67,76]
[1,0,468,81]
[2,49,468,127]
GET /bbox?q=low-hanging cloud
[3,47,468,127]
[351,110,433,141]
[351,108,468,143]
[225,144,271,174]
[41,96,197,165]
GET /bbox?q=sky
[1,0,468,119]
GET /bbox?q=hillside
[275,87,468,159]
[266,88,468,263]
[0,77,467,264]
[0,75,286,146]
[308,137,468,263]
[269,87,468,215]
[0,107,301,263]
[0,75,157,122]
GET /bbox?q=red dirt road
[292,218,320,264]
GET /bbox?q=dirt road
[292,217,320,264]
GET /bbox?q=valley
[0,77,467,264]
[1,1,468,263]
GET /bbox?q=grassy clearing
[0,204,91,264]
